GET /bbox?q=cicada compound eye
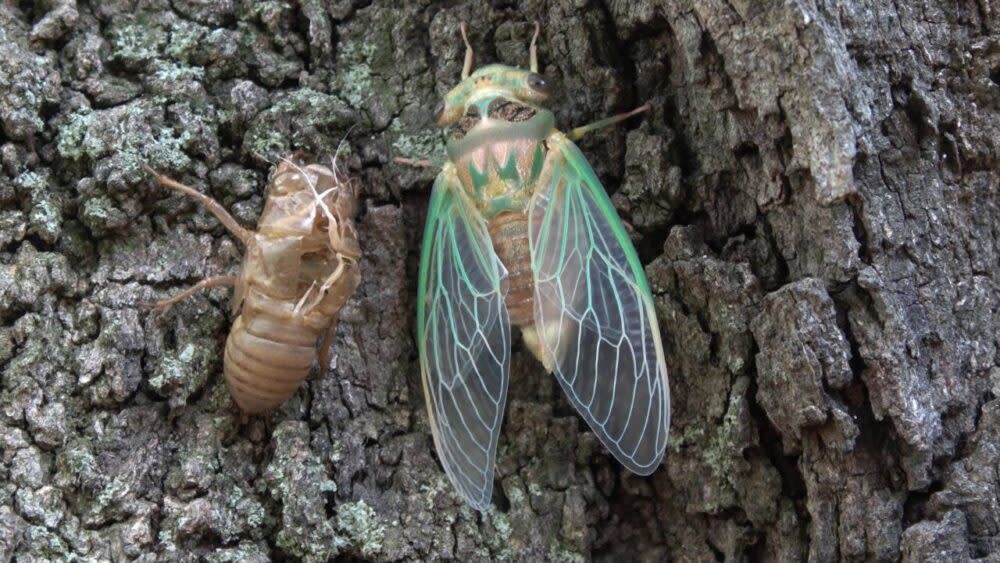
[526,73,552,97]
[433,100,447,124]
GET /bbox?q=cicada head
[434,22,553,128]
[257,155,324,236]
[259,154,362,260]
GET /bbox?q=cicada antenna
[328,126,358,190]
[460,22,474,79]
[320,128,362,212]
[529,21,541,73]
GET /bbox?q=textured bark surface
[0,0,997,560]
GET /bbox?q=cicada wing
[528,135,670,475]
[416,165,511,510]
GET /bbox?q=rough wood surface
[0,1,997,560]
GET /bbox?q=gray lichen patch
[55,99,194,183]
[0,210,27,250]
[0,5,62,141]
[336,40,377,109]
[12,169,66,244]
[94,227,213,286]
[332,4,432,129]
[0,242,79,317]
[54,108,100,161]
[76,306,146,405]
[80,195,130,236]
[146,298,225,410]
[335,500,385,557]
[243,89,355,163]
[264,421,342,561]
[107,17,168,71]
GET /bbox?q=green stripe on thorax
[447,110,553,218]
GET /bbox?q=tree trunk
[1,0,997,560]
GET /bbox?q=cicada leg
[529,21,541,72]
[394,156,439,169]
[302,256,354,376]
[460,22,474,80]
[296,256,352,316]
[143,164,253,245]
[567,103,651,141]
[146,275,238,310]
[317,319,340,378]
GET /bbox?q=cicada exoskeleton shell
[146,154,362,414]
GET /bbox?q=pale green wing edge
[528,134,670,475]
[416,165,511,510]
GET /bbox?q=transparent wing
[416,166,510,510]
[529,134,670,474]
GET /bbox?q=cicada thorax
[447,102,553,213]
[224,159,361,413]
[446,100,557,361]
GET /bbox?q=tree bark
[0,0,997,560]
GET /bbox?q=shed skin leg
[144,164,252,245]
[317,320,340,378]
[148,276,238,310]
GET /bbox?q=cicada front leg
[143,165,252,245]
[147,276,238,310]
[393,157,438,169]
[298,252,358,376]
[142,165,251,312]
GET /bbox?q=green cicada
[412,23,670,510]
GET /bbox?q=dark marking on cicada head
[451,106,482,139]
[434,22,552,128]
[487,99,537,123]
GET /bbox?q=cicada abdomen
[486,212,533,326]
[146,155,361,413]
